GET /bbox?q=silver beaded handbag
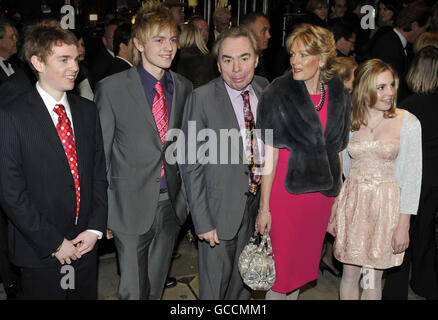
[238,231,276,291]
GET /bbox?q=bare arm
[255,145,279,235]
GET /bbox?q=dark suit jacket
[370,29,410,100]
[181,76,269,240]
[401,91,438,190]
[95,67,193,235]
[0,90,108,268]
[103,57,132,79]
[0,67,8,84]
[0,67,34,107]
[172,47,219,89]
[90,46,114,90]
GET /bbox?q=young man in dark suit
[95,1,192,300]
[0,23,108,300]
[103,23,134,78]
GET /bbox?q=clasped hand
[54,231,98,265]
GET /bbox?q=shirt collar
[137,63,170,91]
[36,81,69,110]
[393,28,408,49]
[106,47,115,57]
[224,81,254,102]
[116,56,133,67]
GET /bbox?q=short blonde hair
[179,23,209,54]
[406,46,438,95]
[351,59,398,131]
[132,1,178,65]
[285,24,337,83]
[413,31,438,54]
[332,56,358,82]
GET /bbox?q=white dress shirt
[224,82,265,176]
[36,82,103,239]
[393,28,408,56]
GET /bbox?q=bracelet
[258,209,271,215]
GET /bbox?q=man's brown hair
[395,2,431,32]
[22,22,77,74]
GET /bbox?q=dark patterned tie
[53,104,80,225]
[241,90,261,195]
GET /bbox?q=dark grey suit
[95,67,192,299]
[181,75,269,299]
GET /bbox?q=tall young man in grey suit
[95,2,192,300]
[181,26,269,300]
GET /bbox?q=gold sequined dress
[333,136,405,269]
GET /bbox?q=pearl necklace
[314,81,326,111]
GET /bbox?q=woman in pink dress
[255,24,351,299]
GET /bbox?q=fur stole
[257,71,351,196]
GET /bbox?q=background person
[383,46,438,300]
[172,23,218,89]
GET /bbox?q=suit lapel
[27,90,70,169]
[126,68,162,146]
[165,71,181,148]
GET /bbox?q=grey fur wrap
[256,71,351,197]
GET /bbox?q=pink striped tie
[152,81,169,178]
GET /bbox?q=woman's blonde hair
[179,23,209,54]
[132,1,178,65]
[331,56,358,83]
[285,24,337,83]
[351,59,398,131]
[413,31,438,54]
[406,46,438,95]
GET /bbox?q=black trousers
[0,208,20,289]
[20,247,98,300]
[383,187,438,300]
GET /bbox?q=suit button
[156,178,160,182]
[244,171,249,176]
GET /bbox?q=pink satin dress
[269,93,334,293]
[333,136,404,269]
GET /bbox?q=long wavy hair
[351,59,398,131]
[285,24,337,83]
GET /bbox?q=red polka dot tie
[53,104,80,225]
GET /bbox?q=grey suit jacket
[181,76,269,240]
[95,67,193,235]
